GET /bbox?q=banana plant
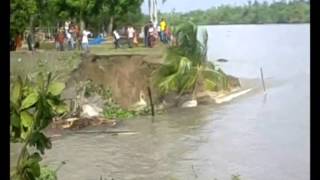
[10,72,68,180]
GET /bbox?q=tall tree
[104,0,143,34]
[147,0,167,26]
[10,0,37,37]
[50,0,103,30]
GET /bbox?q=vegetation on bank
[155,21,230,99]
[161,0,309,25]
[10,72,67,179]
[83,80,143,119]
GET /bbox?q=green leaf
[46,99,55,109]
[30,132,52,154]
[28,160,41,178]
[11,112,20,128]
[48,82,65,96]
[56,104,69,114]
[37,166,57,180]
[21,92,39,110]
[11,76,22,105]
[21,128,28,140]
[204,79,217,91]
[21,111,34,128]
[29,152,42,163]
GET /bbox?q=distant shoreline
[198,23,310,26]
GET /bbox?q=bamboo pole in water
[260,67,266,92]
[147,87,155,116]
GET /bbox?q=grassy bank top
[10,43,167,82]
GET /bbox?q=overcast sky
[141,0,280,14]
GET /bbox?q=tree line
[10,0,146,38]
[160,0,310,26]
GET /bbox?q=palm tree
[148,0,167,26]
[155,21,229,100]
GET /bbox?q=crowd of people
[143,18,173,48]
[112,17,174,49]
[10,18,175,52]
[55,21,93,53]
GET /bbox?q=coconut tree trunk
[154,0,158,26]
[149,0,157,25]
[80,19,85,31]
[148,0,152,22]
[107,16,114,35]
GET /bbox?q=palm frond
[204,79,217,91]
[155,21,231,96]
[158,73,179,94]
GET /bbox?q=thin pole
[260,67,266,92]
[147,87,155,116]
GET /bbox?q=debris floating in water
[217,58,228,62]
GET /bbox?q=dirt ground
[10,43,240,110]
[66,53,164,108]
[10,44,166,108]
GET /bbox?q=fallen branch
[73,130,138,135]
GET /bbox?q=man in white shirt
[82,29,91,53]
[113,29,120,49]
[127,26,135,48]
[66,31,72,50]
[65,21,70,32]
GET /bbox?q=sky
[141,0,280,14]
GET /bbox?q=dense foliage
[10,72,68,179]
[161,0,310,26]
[10,0,37,37]
[10,0,145,38]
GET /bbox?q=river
[39,24,310,180]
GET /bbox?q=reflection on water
[40,24,310,180]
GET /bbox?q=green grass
[10,51,82,83]
[90,43,166,56]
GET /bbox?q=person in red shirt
[58,30,65,51]
[164,26,171,44]
[15,34,22,49]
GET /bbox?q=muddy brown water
[11,24,309,180]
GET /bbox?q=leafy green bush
[83,80,137,119]
[37,166,57,180]
[10,72,68,180]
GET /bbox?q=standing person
[133,31,139,47]
[69,24,76,49]
[15,34,22,50]
[82,29,91,53]
[10,37,16,51]
[127,25,135,48]
[58,30,65,51]
[113,29,120,49]
[27,32,34,51]
[164,26,172,44]
[54,32,59,51]
[157,25,161,40]
[160,18,167,43]
[74,24,81,50]
[144,21,151,47]
[64,21,70,33]
[66,31,72,50]
[148,25,157,48]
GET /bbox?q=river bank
[10,23,309,180]
[10,43,246,137]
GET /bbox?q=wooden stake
[260,67,266,92]
[147,87,155,116]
